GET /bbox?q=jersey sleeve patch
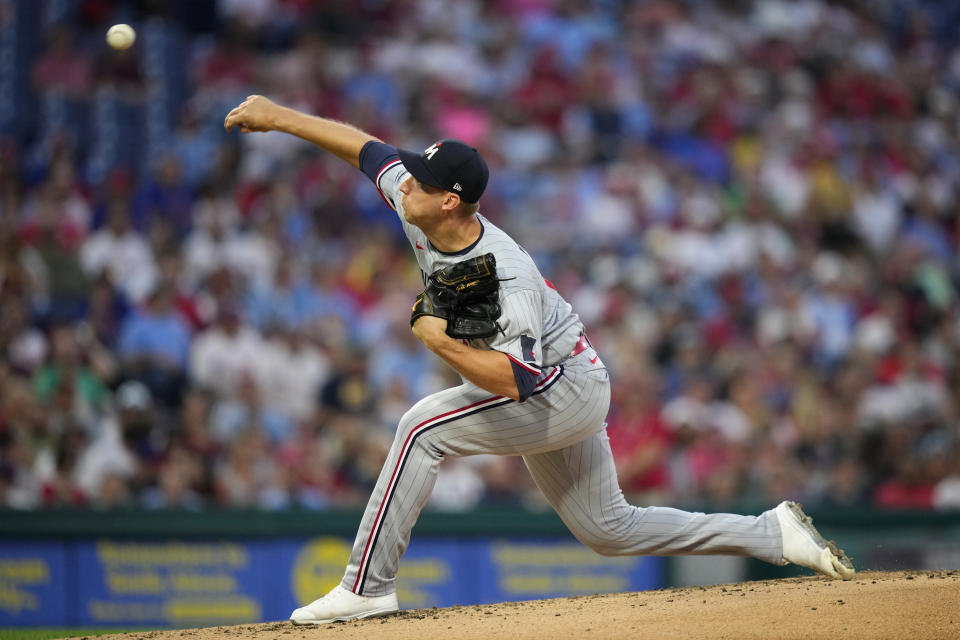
[520,334,537,363]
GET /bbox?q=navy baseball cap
[398,139,489,204]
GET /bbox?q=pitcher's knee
[395,406,427,443]
[395,408,446,458]
[590,540,633,557]
[574,529,634,557]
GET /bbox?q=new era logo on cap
[398,139,489,203]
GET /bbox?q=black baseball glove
[411,253,503,339]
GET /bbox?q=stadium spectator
[80,200,157,304]
[31,25,93,99]
[32,325,108,429]
[188,304,262,400]
[117,286,192,407]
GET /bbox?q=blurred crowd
[1,0,958,513]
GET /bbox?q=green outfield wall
[3,506,960,539]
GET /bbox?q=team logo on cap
[424,143,442,160]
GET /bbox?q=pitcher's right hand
[224,95,281,133]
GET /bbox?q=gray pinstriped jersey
[375,160,584,373]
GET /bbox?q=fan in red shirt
[606,368,673,498]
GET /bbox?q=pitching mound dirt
[75,570,959,640]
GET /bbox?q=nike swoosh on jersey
[589,355,599,364]
[415,241,425,249]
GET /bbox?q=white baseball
[106,24,136,50]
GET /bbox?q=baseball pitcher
[224,96,854,624]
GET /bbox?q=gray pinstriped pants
[341,352,783,596]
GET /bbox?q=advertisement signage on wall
[0,542,67,625]
[0,537,662,627]
[75,540,269,626]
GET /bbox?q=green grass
[0,629,148,640]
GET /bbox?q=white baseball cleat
[775,501,855,580]
[289,585,399,625]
